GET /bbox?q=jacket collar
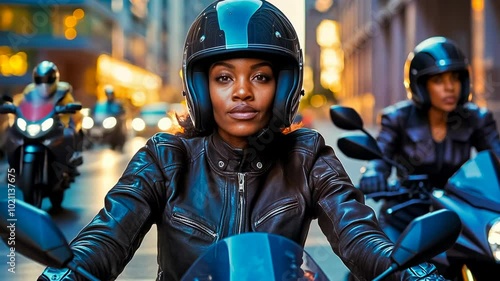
[206,132,273,173]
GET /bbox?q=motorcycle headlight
[27,124,41,137]
[488,218,500,261]
[41,118,54,131]
[16,118,27,131]
[82,116,94,129]
[102,117,117,129]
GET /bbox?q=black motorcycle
[0,95,82,209]
[330,105,500,281]
[0,198,460,281]
[83,101,127,151]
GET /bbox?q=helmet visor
[34,75,57,84]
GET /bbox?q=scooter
[0,95,82,209]
[0,198,461,281]
[329,105,500,281]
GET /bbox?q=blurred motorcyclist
[359,36,500,240]
[87,85,127,150]
[102,85,125,116]
[18,61,83,175]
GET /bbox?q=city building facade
[0,0,163,110]
[337,0,500,125]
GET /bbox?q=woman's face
[426,71,462,113]
[209,57,276,148]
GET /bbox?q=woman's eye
[430,77,442,83]
[216,75,231,82]
[254,74,271,81]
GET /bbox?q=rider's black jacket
[365,100,500,231]
[39,128,441,281]
[367,100,500,188]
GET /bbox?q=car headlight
[488,218,500,261]
[102,117,117,129]
[82,116,94,129]
[158,117,172,131]
[132,118,146,132]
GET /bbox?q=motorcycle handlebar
[0,103,16,114]
[55,103,82,114]
[365,174,432,200]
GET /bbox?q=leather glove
[401,263,448,281]
[359,169,388,194]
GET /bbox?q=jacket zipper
[255,201,299,227]
[237,172,246,233]
[172,213,218,240]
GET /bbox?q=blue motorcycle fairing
[181,232,328,281]
[445,150,500,212]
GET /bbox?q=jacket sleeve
[470,106,500,156]
[311,134,395,280]
[38,135,172,281]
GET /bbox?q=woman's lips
[442,97,458,104]
[229,104,258,120]
[228,112,258,120]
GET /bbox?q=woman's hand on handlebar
[359,170,389,194]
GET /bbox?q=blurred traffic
[130,101,184,138]
[0,61,83,210]
[82,85,128,151]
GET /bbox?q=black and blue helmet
[182,0,304,133]
[404,36,471,109]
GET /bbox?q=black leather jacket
[366,100,500,230]
[39,128,439,281]
[367,100,500,186]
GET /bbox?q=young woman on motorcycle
[38,1,446,280]
[359,37,500,241]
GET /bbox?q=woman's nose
[443,77,456,90]
[232,79,253,100]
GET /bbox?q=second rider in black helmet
[39,1,447,280]
[359,37,500,243]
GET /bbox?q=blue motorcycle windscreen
[181,232,329,281]
[447,150,500,205]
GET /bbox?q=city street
[0,119,379,281]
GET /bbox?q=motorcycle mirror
[0,198,74,268]
[337,133,383,161]
[392,209,462,267]
[1,95,13,103]
[372,209,462,281]
[0,103,16,114]
[330,105,364,130]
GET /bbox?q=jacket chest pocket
[254,198,300,229]
[172,212,218,242]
